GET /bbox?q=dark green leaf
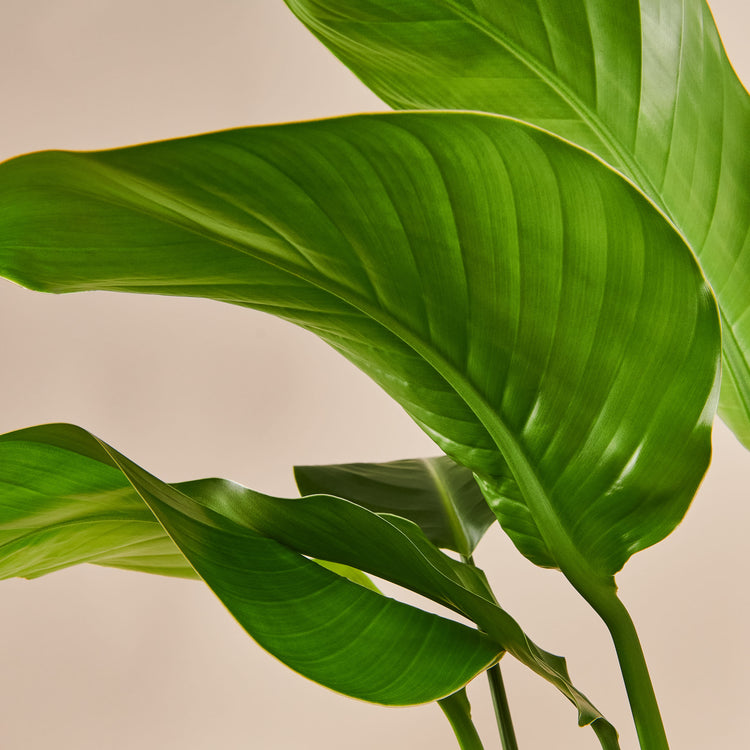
[294,455,496,557]
[0,422,618,744]
[0,423,499,706]
[285,0,750,449]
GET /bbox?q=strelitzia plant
[0,1,747,749]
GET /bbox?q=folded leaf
[0,113,719,599]
[0,422,618,745]
[0,423,499,706]
[294,455,497,557]
[0,424,197,579]
[285,0,750,449]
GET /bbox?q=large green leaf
[0,112,719,595]
[0,423,499,706]
[294,455,497,557]
[0,423,618,745]
[284,0,750,448]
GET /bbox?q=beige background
[0,1,747,748]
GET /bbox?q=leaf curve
[0,422,618,744]
[0,112,719,590]
[284,0,750,448]
[0,423,499,707]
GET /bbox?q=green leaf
[0,422,618,745]
[0,113,719,593]
[0,423,499,706]
[294,455,496,557]
[0,422,197,580]
[284,0,750,449]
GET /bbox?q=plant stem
[462,554,520,749]
[487,662,519,750]
[588,588,670,750]
[438,688,486,750]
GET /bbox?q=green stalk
[487,663,519,750]
[462,554,520,750]
[455,386,665,748]
[438,688,486,750]
[578,584,669,750]
[597,593,669,750]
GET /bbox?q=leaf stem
[487,662,519,750]
[461,553,520,749]
[438,688,486,750]
[587,589,669,750]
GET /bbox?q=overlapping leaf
[0,113,719,593]
[0,423,499,706]
[0,423,618,744]
[285,0,750,448]
[294,455,496,557]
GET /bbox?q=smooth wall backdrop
[0,2,747,748]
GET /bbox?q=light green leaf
[0,112,719,595]
[311,557,382,593]
[0,423,499,706]
[0,422,197,579]
[294,455,497,557]
[285,0,750,448]
[0,422,618,744]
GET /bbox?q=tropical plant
[0,1,747,749]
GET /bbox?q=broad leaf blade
[0,423,619,744]
[0,113,719,583]
[285,0,750,448]
[0,423,499,706]
[294,455,496,557]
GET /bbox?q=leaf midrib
[422,0,665,212]
[419,458,470,556]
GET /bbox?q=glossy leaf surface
[0,113,719,588]
[295,455,496,557]
[0,423,499,706]
[285,0,750,448]
[0,423,618,744]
